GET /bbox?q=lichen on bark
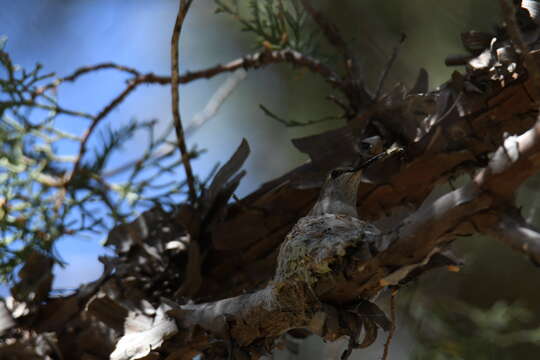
[274,213,380,287]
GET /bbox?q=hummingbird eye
[330,169,342,179]
[329,167,354,179]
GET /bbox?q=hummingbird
[309,145,402,217]
[273,149,399,286]
[308,167,364,217]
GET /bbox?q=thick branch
[204,63,540,299]
[162,119,540,356]
[474,120,540,199]
[484,211,540,264]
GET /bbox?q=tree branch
[42,49,343,98]
[375,33,406,99]
[474,120,540,199]
[299,0,369,108]
[139,48,344,90]
[156,118,540,357]
[299,0,353,76]
[171,0,197,204]
[299,0,348,54]
[52,49,343,188]
[0,99,93,120]
[35,62,141,95]
[484,210,540,264]
[66,80,139,187]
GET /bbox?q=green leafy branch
[215,0,319,54]
[0,1,348,283]
[0,39,202,281]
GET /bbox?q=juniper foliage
[0,37,201,282]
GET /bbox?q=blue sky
[0,0,312,292]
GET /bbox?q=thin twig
[259,104,341,127]
[57,50,339,186]
[102,145,175,179]
[299,0,349,57]
[1,100,93,120]
[67,81,139,186]
[37,49,342,167]
[35,62,141,95]
[299,0,371,108]
[103,68,246,179]
[171,0,197,204]
[381,289,397,360]
[326,94,351,114]
[185,68,247,136]
[39,50,342,191]
[299,0,365,87]
[139,48,344,90]
[375,34,406,99]
[38,49,342,95]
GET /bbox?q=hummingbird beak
[353,144,404,171]
[352,151,386,172]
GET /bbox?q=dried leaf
[410,68,429,94]
[86,293,129,332]
[0,300,15,335]
[11,251,53,306]
[205,138,250,210]
[0,332,55,359]
[110,304,178,360]
[105,208,166,253]
[468,49,494,70]
[357,319,378,348]
[352,300,391,332]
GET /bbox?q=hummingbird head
[309,167,363,217]
[307,146,402,217]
